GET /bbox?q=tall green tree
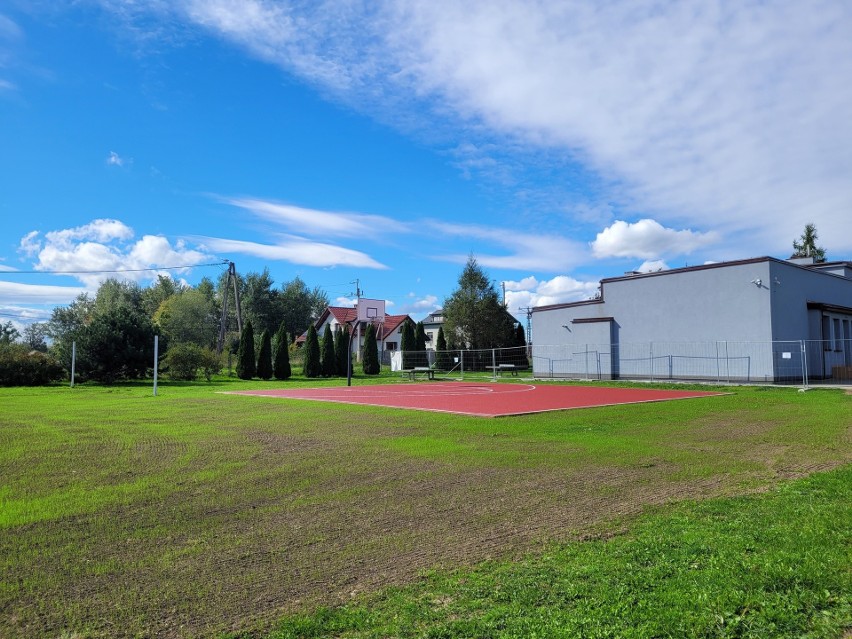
[443,255,515,350]
[256,329,273,380]
[236,320,256,380]
[243,268,283,337]
[141,275,184,318]
[78,306,156,383]
[0,321,20,345]
[414,321,428,367]
[434,326,452,371]
[792,223,827,262]
[302,325,321,378]
[273,321,291,380]
[361,323,380,375]
[334,325,349,377]
[320,324,336,377]
[280,277,330,341]
[22,323,48,352]
[46,293,94,372]
[400,320,416,369]
[514,323,527,348]
[153,288,218,349]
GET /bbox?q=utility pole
[217,261,244,354]
[518,306,533,355]
[351,279,362,299]
[502,281,506,306]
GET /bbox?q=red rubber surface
[227,382,723,417]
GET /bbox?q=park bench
[403,366,435,380]
[486,364,518,377]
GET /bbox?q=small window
[834,318,843,350]
[822,316,831,351]
[385,342,396,351]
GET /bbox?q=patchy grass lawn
[0,377,849,637]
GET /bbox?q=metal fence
[530,339,852,387]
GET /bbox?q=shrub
[236,321,256,380]
[302,325,321,378]
[257,329,273,380]
[273,322,291,380]
[362,323,380,375]
[321,324,336,377]
[164,343,221,381]
[0,344,66,386]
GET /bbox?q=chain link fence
[530,339,852,387]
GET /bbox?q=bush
[0,344,66,386]
[302,325,321,378]
[257,329,273,380]
[236,321,256,380]
[164,343,221,381]
[273,322,291,380]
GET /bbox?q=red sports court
[228,382,723,417]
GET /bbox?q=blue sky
[2,1,851,329]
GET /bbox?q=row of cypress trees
[236,320,292,380]
[301,324,374,378]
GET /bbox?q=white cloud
[112,0,852,255]
[0,281,89,305]
[429,221,589,272]
[636,259,669,273]
[106,151,126,166]
[195,235,388,269]
[592,219,719,260]
[504,274,600,311]
[226,197,410,238]
[19,220,213,287]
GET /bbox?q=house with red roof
[297,305,413,359]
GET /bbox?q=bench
[403,367,435,380]
[486,364,518,377]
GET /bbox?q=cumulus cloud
[194,235,388,269]
[592,219,719,260]
[504,274,600,311]
[102,0,852,254]
[225,197,411,238]
[19,219,213,287]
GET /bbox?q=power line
[0,261,229,276]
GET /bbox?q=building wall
[531,258,852,381]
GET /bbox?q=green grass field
[0,375,849,638]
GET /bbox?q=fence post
[715,341,720,383]
[725,341,730,383]
[460,350,464,380]
[70,340,76,388]
[153,335,159,397]
[650,342,654,382]
[492,348,497,380]
[801,340,809,389]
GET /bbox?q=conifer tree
[302,324,321,378]
[321,324,336,377]
[334,325,349,377]
[400,320,415,369]
[435,326,452,371]
[256,329,273,379]
[273,321,291,380]
[515,323,526,348]
[235,320,256,380]
[362,323,380,375]
[414,321,428,367]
